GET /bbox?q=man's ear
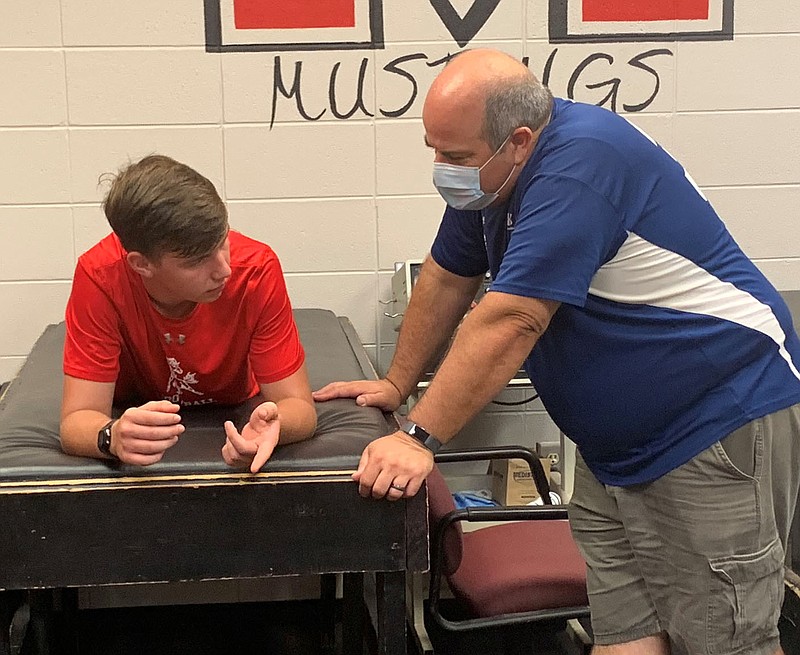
[126,251,155,278]
[510,127,535,165]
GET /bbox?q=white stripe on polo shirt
[589,232,800,381]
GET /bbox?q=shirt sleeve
[63,260,122,382]
[249,252,305,385]
[490,173,625,307]
[430,206,489,277]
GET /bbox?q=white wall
[1,0,799,405]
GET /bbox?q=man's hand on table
[312,379,403,412]
[314,378,434,500]
[222,401,281,473]
[111,400,184,465]
[354,432,434,501]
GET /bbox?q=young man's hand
[222,401,281,473]
[111,400,184,465]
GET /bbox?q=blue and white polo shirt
[431,98,800,486]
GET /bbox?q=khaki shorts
[569,404,800,655]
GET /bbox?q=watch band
[400,420,443,454]
[97,419,117,458]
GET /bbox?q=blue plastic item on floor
[452,490,499,509]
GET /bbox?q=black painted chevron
[429,0,502,48]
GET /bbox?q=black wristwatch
[400,420,443,454]
[97,420,117,458]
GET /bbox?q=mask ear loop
[481,132,517,197]
[478,132,513,172]
[492,159,518,197]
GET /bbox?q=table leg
[320,573,337,654]
[56,588,80,655]
[343,573,364,654]
[376,571,406,655]
[25,591,52,655]
[0,591,13,655]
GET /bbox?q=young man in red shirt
[60,155,317,472]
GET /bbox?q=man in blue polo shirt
[314,48,800,655]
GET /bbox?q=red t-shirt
[64,231,304,406]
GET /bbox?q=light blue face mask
[432,135,515,211]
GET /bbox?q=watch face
[98,422,114,455]
[402,421,434,446]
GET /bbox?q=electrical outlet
[536,441,561,471]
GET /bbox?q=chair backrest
[426,465,464,576]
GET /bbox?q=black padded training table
[0,309,428,655]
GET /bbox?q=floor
[6,566,800,655]
[13,596,587,655]
[78,601,327,655]
[20,592,800,655]
[421,599,588,655]
[18,600,338,655]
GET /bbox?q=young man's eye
[181,256,207,269]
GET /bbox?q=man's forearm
[387,256,483,398]
[406,293,558,442]
[276,397,317,443]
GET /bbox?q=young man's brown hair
[103,155,228,261]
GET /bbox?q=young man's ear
[126,251,155,278]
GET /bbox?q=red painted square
[582,0,709,22]
[234,0,356,30]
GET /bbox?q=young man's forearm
[60,410,114,458]
[387,256,483,398]
[276,397,317,442]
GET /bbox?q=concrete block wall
[1,0,799,455]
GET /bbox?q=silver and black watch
[400,420,443,454]
[97,419,117,459]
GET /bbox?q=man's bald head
[425,48,553,150]
[435,48,531,95]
